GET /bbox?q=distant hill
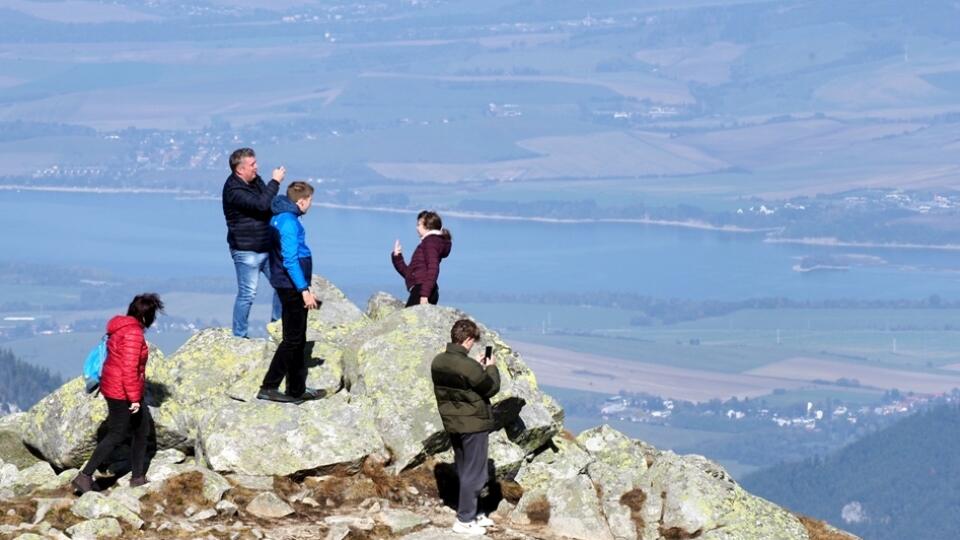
[741,404,960,540]
[0,348,62,414]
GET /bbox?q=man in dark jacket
[222,147,284,338]
[431,319,500,536]
[258,181,322,404]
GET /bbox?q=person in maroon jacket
[72,293,164,494]
[392,210,453,307]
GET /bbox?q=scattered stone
[301,497,320,507]
[378,508,431,535]
[216,499,239,517]
[325,524,350,540]
[65,518,124,539]
[245,492,295,519]
[225,474,274,491]
[71,491,144,529]
[324,515,376,531]
[0,428,40,469]
[190,508,218,521]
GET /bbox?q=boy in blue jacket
[258,181,322,404]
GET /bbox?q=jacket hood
[424,233,452,259]
[107,315,142,335]
[271,195,302,216]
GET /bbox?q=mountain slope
[742,404,960,540]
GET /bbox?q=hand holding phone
[483,346,493,366]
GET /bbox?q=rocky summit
[0,275,858,540]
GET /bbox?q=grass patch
[797,514,856,540]
[525,497,551,524]
[141,471,210,516]
[620,488,647,530]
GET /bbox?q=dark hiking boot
[72,472,95,494]
[130,476,147,487]
[291,388,325,401]
[257,387,304,404]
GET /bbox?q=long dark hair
[127,293,164,329]
[418,210,452,240]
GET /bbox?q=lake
[1,190,960,302]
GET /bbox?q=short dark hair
[127,293,164,329]
[287,181,315,202]
[418,210,442,231]
[451,319,481,345]
[229,147,255,172]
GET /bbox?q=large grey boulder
[634,452,809,540]
[196,392,385,476]
[578,426,649,540]
[514,436,593,491]
[71,491,144,529]
[19,378,114,470]
[510,474,614,540]
[341,305,562,472]
[366,291,404,321]
[66,518,124,539]
[225,343,343,402]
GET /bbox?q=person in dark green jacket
[431,319,500,536]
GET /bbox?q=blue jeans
[230,249,282,338]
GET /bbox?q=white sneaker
[475,514,495,527]
[452,519,486,536]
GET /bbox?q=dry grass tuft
[558,430,578,442]
[798,514,857,540]
[525,497,551,524]
[620,488,647,530]
[499,480,524,504]
[141,471,211,515]
[0,499,36,526]
[660,526,702,539]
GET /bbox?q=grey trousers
[450,431,490,522]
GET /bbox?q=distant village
[597,388,960,434]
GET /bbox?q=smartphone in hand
[484,346,493,361]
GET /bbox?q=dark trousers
[82,397,152,478]
[405,284,440,307]
[260,287,308,397]
[451,431,490,522]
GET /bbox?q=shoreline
[767,236,960,252]
[5,185,960,249]
[0,185,770,233]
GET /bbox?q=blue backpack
[82,335,108,394]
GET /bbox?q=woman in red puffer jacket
[72,293,164,494]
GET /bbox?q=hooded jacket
[392,231,452,299]
[98,315,148,403]
[269,195,313,291]
[431,343,500,434]
[222,173,280,252]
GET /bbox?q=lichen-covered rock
[245,492,294,519]
[0,429,40,470]
[636,452,809,540]
[366,291,404,321]
[20,376,187,470]
[514,436,592,491]
[147,328,271,396]
[510,474,614,540]
[268,275,370,345]
[378,508,430,534]
[197,392,385,476]
[66,517,124,539]
[71,491,144,529]
[225,344,343,402]
[434,429,531,480]
[577,425,650,540]
[341,305,561,472]
[20,378,108,469]
[1,461,59,496]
